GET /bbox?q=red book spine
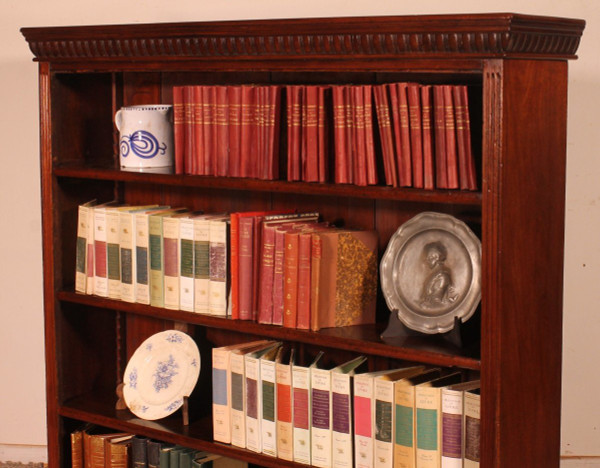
[266,85,282,180]
[256,86,265,180]
[286,85,301,181]
[453,85,470,190]
[257,223,277,324]
[433,85,448,189]
[238,216,254,320]
[173,86,185,175]
[309,233,322,332]
[228,86,242,177]
[443,85,459,189]
[229,213,240,319]
[461,85,478,190]
[209,86,218,176]
[193,85,205,176]
[317,85,329,183]
[216,86,229,177]
[240,86,255,178]
[251,214,263,320]
[421,85,435,190]
[407,83,424,188]
[201,86,214,176]
[305,86,319,182]
[396,83,413,187]
[184,86,195,175]
[282,231,299,328]
[271,226,288,326]
[363,85,377,185]
[296,232,312,330]
[373,85,396,186]
[332,86,348,184]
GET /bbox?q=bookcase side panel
[481,59,568,468]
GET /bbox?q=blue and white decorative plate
[123,330,200,420]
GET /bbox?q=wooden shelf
[54,163,483,205]
[58,290,481,370]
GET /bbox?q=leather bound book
[71,428,84,468]
[352,86,368,186]
[215,86,229,177]
[460,85,477,190]
[228,85,242,177]
[442,85,459,189]
[257,221,278,325]
[296,231,313,330]
[208,216,230,316]
[433,86,448,189]
[193,85,205,175]
[146,440,163,468]
[287,85,302,181]
[395,83,413,187]
[272,225,292,326]
[201,86,215,176]
[184,86,195,175]
[363,85,378,185]
[173,86,185,174]
[283,229,301,328]
[407,83,424,189]
[266,85,282,181]
[305,85,320,182]
[310,229,378,331]
[421,85,435,190]
[463,388,481,468]
[240,85,255,178]
[131,436,147,468]
[317,85,329,183]
[332,85,348,184]
[229,212,241,319]
[238,216,255,321]
[373,85,397,187]
[452,85,470,191]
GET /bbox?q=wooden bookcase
[22,13,585,468]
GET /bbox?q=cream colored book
[193,215,212,314]
[75,200,96,294]
[393,369,441,468]
[373,367,426,468]
[134,207,166,304]
[208,216,230,316]
[105,207,122,300]
[163,212,190,310]
[415,373,462,468]
[261,346,283,457]
[179,215,196,312]
[463,388,481,468]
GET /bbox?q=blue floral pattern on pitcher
[120,130,167,159]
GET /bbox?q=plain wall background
[1,0,598,461]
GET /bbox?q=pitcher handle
[114,109,123,131]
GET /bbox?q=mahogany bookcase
[22,13,584,468]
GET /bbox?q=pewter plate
[380,212,481,334]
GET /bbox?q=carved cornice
[21,13,585,63]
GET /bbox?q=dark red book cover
[240,85,255,178]
[442,85,459,189]
[192,85,205,175]
[201,85,214,176]
[373,85,397,186]
[296,231,313,330]
[460,85,477,190]
[230,212,240,319]
[421,85,435,190]
[216,85,229,177]
[452,85,470,190]
[304,86,319,182]
[257,221,278,324]
[363,85,378,185]
[286,85,302,181]
[238,216,254,321]
[172,86,186,175]
[184,86,195,175]
[396,83,413,187]
[228,85,242,177]
[433,85,448,189]
[266,85,282,181]
[317,86,329,183]
[352,86,367,186]
[209,86,219,176]
[271,225,292,326]
[407,83,424,188]
[283,230,300,328]
[332,85,348,184]
[256,86,265,180]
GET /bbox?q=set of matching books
[212,340,481,468]
[173,85,282,179]
[75,202,377,329]
[373,83,477,191]
[71,427,245,468]
[171,82,476,191]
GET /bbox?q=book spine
[257,223,276,324]
[440,389,463,468]
[245,355,262,453]
[119,212,136,303]
[310,233,322,332]
[311,367,332,468]
[106,440,131,468]
[331,372,353,468]
[106,209,122,300]
[266,85,282,180]
[276,361,294,461]
[229,213,240,319]
[173,86,185,174]
[452,85,470,191]
[193,218,211,314]
[394,384,417,468]
[216,85,230,177]
[287,85,300,181]
[149,215,165,307]
[374,379,394,468]
[131,436,147,468]
[228,86,242,177]
[71,430,83,468]
[292,365,312,464]
[372,86,393,187]
[240,86,255,178]
[283,231,300,328]
[86,207,95,295]
[363,85,378,185]
[354,376,375,468]
[212,347,231,443]
[163,216,180,310]
[305,86,319,182]
[421,85,435,190]
[415,387,442,468]
[201,86,214,176]
[209,218,229,316]
[93,208,109,297]
[251,215,263,320]
[271,226,288,326]
[461,85,478,190]
[193,85,205,175]
[317,86,328,183]
[353,86,367,186]
[75,205,89,294]
[134,212,151,304]
[238,216,254,320]
[296,232,312,330]
[184,86,195,175]
[397,83,412,188]
[332,86,348,184]
[442,85,459,189]
[179,217,195,312]
[261,358,278,457]
[146,440,162,468]
[433,86,448,189]
[407,84,424,189]
[230,352,247,448]
[463,392,480,468]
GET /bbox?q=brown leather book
[395,83,413,187]
[283,229,301,328]
[104,435,133,468]
[71,429,84,468]
[460,85,478,190]
[373,84,397,187]
[421,85,435,190]
[407,83,424,188]
[433,85,448,188]
[363,85,378,185]
[442,85,459,189]
[173,86,186,175]
[296,230,313,329]
[353,85,367,186]
[310,229,378,331]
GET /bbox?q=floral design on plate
[123,330,200,420]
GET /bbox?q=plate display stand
[381,312,467,349]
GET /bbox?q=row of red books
[173,85,282,179]
[373,82,477,190]
[231,210,377,331]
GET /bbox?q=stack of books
[211,341,481,468]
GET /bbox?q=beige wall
[1,0,598,460]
